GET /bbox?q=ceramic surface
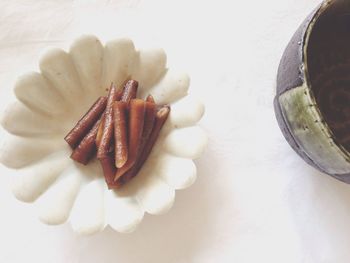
[0,35,207,235]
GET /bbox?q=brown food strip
[65,96,107,149]
[70,118,102,165]
[115,105,170,187]
[99,155,118,189]
[113,101,155,181]
[146,94,155,104]
[114,99,145,181]
[115,86,124,101]
[113,101,129,168]
[97,84,119,159]
[121,80,138,104]
[96,86,124,147]
[139,106,171,165]
[95,116,105,147]
[140,101,157,152]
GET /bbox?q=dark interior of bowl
[307,0,350,152]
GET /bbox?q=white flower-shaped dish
[0,35,207,235]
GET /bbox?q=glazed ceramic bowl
[0,35,207,234]
[274,0,350,182]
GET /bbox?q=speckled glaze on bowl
[274,0,350,183]
[0,35,207,234]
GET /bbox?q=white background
[1,0,350,262]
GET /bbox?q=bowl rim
[301,0,350,159]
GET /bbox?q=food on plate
[65,96,107,149]
[65,80,170,189]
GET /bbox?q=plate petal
[132,48,167,97]
[39,48,83,106]
[147,70,189,104]
[168,95,205,128]
[101,39,136,89]
[163,126,208,159]
[156,154,197,190]
[14,72,67,116]
[69,178,105,235]
[1,101,63,137]
[12,150,70,203]
[36,164,83,225]
[0,133,64,169]
[70,35,104,97]
[106,190,143,233]
[136,173,175,215]
[120,150,175,215]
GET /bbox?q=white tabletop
[1,0,350,262]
